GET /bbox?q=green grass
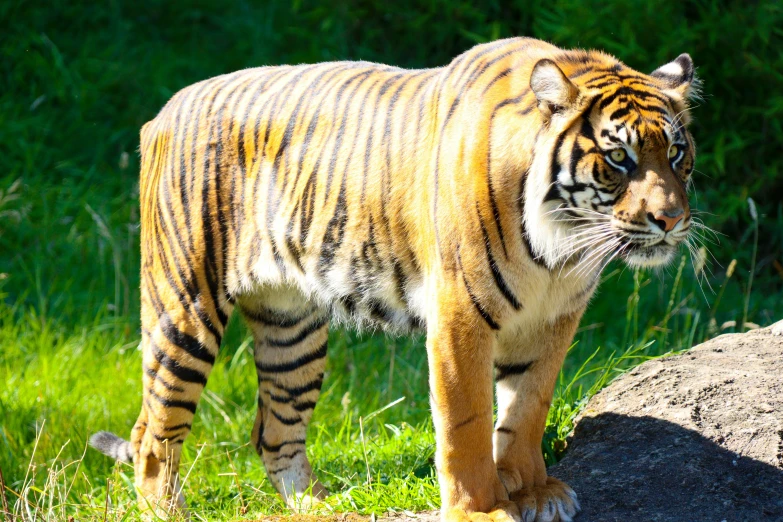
[2,0,782,520]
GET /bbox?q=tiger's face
[529,54,698,269]
[589,105,694,267]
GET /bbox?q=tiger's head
[525,52,699,270]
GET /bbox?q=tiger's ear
[650,54,699,101]
[530,59,579,118]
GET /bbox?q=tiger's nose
[648,210,685,232]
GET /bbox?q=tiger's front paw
[444,501,521,522]
[509,477,580,522]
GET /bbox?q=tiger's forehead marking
[591,81,674,155]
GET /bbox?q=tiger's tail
[89,431,134,463]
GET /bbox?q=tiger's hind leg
[239,289,330,508]
[127,267,230,517]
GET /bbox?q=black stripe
[456,248,500,330]
[517,170,549,270]
[236,69,292,255]
[146,387,197,413]
[214,76,257,316]
[259,376,324,396]
[271,67,347,244]
[149,337,208,386]
[143,364,185,392]
[312,71,378,275]
[545,95,601,206]
[266,391,293,403]
[598,86,669,110]
[323,70,376,195]
[485,89,533,261]
[237,69,290,175]
[256,68,321,278]
[202,78,242,330]
[243,306,313,328]
[318,181,348,272]
[452,39,508,85]
[260,438,305,453]
[392,259,409,307]
[569,140,586,180]
[299,169,318,247]
[477,208,521,310]
[379,74,417,242]
[270,409,302,425]
[279,66,351,187]
[192,69,252,199]
[162,422,192,432]
[292,400,318,412]
[481,67,512,95]
[361,76,395,201]
[435,47,521,251]
[299,69,373,248]
[292,66,355,188]
[285,226,305,272]
[256,341,328,373]
[267,316,329,348]
[273,449,303,461]
[495,361,534,380]
[368,298,396,324]
[159,313,216,365]
[453,414,478,430]
[571,68,612,81]
[548,129,569,191]
[152,433,184,444]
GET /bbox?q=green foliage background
[0,0,782,519]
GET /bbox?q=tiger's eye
[668,145,680,159]
[610,149,626,162]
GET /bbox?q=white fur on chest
[507,267,598,333]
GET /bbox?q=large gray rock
[549,324,783,521]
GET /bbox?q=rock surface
[549,323,783,521]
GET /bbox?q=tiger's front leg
[427,284,519,522]
[493,311,584,522]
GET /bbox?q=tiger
[90,36,698,521]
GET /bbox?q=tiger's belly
[238,249,596,339]
[238,244,428,334]
[322,266,428,333]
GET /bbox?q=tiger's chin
[621,243,678,268]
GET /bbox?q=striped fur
[91,37,698,521]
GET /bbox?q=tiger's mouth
[620,241,678,268]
